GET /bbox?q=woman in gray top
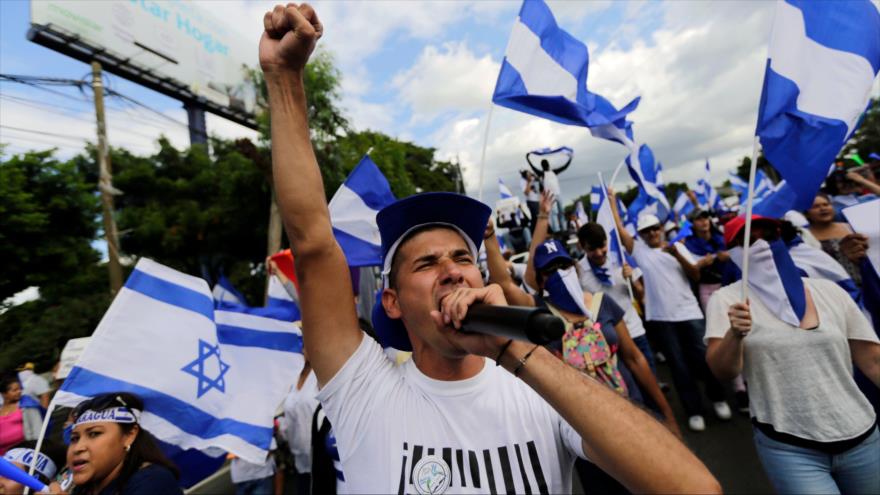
[705,216,880,495]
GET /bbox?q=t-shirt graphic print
[316,337,585,494]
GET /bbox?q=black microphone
[461,305,564,345]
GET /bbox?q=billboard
[30,0,258,126]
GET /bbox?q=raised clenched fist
[260,3,323,74]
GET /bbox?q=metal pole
[740,136,761,302]
[477,105,495,201]
[91,61,124,295]
[185,102,208,147]
[265,190,283,305]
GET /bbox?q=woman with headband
[64,392,181,495]
[0,441,63,495]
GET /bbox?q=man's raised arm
[261,3,360,386]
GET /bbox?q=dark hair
[0,375,20,395]
[387,225,466,290]
[577,223,607,250]
[71,393,179,494]
[540,159,550,171]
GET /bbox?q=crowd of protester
[2,4,879,494]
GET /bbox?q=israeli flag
[212,274,245,307]
[329,155,397,267]
[55,259,303,464]
[492,0,639,142]
[498,178,514,199]
[625,144,670,220]
[266,276,299,314]
[673,191,695,221]
[756,0,880,210]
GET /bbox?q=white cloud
[420,1,778,203]
[392,42,499,124]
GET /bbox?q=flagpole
[739,135,761,302]
[23,397,59,495]
[477,105,495,202]
[598,171,634,302]
[608,155,628,187]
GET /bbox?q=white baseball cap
[636,214,661,232]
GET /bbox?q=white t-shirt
[705,279,878,442]
[577,258,646,339]
[282,371,320,474]
[231,453,276,483]
[542,171,560,196]
[520,178,540,202]
[17,370,50,400]
[316,336,585,494]
[630,240,703,322]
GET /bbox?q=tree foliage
[841,97,879,162]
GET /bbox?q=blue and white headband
[3,448,57,481]
[74,406,141,427]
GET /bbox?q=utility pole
[91,61,124,295]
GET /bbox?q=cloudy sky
[1,1,877,203]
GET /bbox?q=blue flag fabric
[756,0,880,211]
[673,191,694,221]
[212,274,245,307]
[55,259,304,465]
[752,180,799,218]
[498,178,514,199]
[493,0,639,142]
[329,156,397,267]
[625,144,670,220]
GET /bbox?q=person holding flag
[259,4,719,493]
[607,189,730,432]
[705,216,880,494]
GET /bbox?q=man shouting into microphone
[261,4,720,493]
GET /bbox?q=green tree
[0,149,101,302]
[841,97,879,161]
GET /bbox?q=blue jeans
[235,476,274,495]
[649,319,725,416]
[753,427,880,494]
[549,197,565,232]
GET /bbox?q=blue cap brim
[372,193,491,350]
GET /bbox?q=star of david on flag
[54,258,304,464]
[181,340,231,398]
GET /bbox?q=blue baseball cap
[371,192,492,351]
[532,239,573,271]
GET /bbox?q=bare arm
[666,244,701,282]
[484,222,536,307]
[847,171,880,196]
[553,153,573,174]
[499,341,720,493]
[526,153,541,176]
[523,190,554,290]
[705,302,750,381]
[614,320,681,437]
[607,188,634,253]
[630,273,645,302]
[261,4,360,386]
[850,340,880,388]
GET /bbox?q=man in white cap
[259,4,720,493]
[608,192,730,432]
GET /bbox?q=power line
[0,124,157,151]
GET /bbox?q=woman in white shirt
[706,215,880,495]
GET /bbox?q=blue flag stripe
[217,324,303,353]
[790,0,880,73]
[333,227,382,267]
[63,366,272,449]
[517,0,588,82]
[126,269,214,321]
[342,156,396,212]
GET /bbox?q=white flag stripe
[136,257,209,296]
[770,1,876,135]
[505,18,578,101]
[328,183,382,245]
[215,310,302,335]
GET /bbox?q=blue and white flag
[788,238,861,303]
[492,0,639,143]
[593,184,625,269]
[655,161,666,193]
[212,274,245,307]
[752,180,799,218]
[55,259,303,464]
[730,239,806,326]
[695,160,720,211]
[498,178,514,199]
[589,185,602,212]
[673,191,695,221]
[266,276,299,315]
[728,172,748,196]
[329,155,397,267]
[626,144,670,220]
[756,0,880,210]
[575,200,589,226]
